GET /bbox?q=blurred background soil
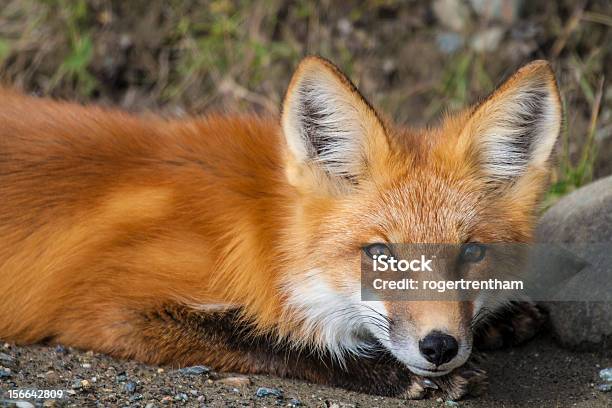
[0,0,611,407]
[0,0,610,205]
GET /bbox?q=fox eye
[363,243,392,259]
[460,243,486,263]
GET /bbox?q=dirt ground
[1,333,611,407]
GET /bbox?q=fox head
[278,56,561,376]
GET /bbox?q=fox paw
[401,363,488,400]
[431,362,488,400]
[474,301,547,350]
[400,376,429,399]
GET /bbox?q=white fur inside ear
[474,81,560,182]
[283,71,371,180]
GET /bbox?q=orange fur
[0,57,561,393]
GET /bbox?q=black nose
[419,331,459,366]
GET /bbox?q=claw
[422,378,439,389]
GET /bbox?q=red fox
[0,56,560,399]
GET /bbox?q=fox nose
[419,331,459,366]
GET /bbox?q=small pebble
[81,363,91,368]
[289,398,302,406]
[422,378,439,389]
[54,344,67,354]
[174,392,189,401]
[256,387,283,398]
[599,367,612,382]
[124,381,137,393]
[15,402,35,408]
[0,367,11,378]
[445,401,460,407]
[145,403,155,408]
[178,365,210,376]
[0,352,14,365]
[116,372,128,382]
[71,379,88,389]
[596,383,612,392]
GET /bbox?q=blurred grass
[0,0,610,205]
[546,75,604,207]
[48,0,96,95]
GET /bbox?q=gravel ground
[1,334,611,408]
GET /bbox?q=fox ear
[281,56,389,186]
[461,61,562,185]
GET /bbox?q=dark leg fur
[474,301,548,351]
[117,304,486,399]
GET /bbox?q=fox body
[0,57,560,398]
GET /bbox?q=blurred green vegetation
[0,0,610,204]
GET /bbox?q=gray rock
[0,368,11,378]
[124,381,137,393]
[255,387,283,398]
[600,367,612,382]
[174,393,188,401]
[0,352,14,367]
[54,344,67,354]
[178,365,210,376]
[71,379,88,389]
[596,383,612,392]
[536,176,612,350]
